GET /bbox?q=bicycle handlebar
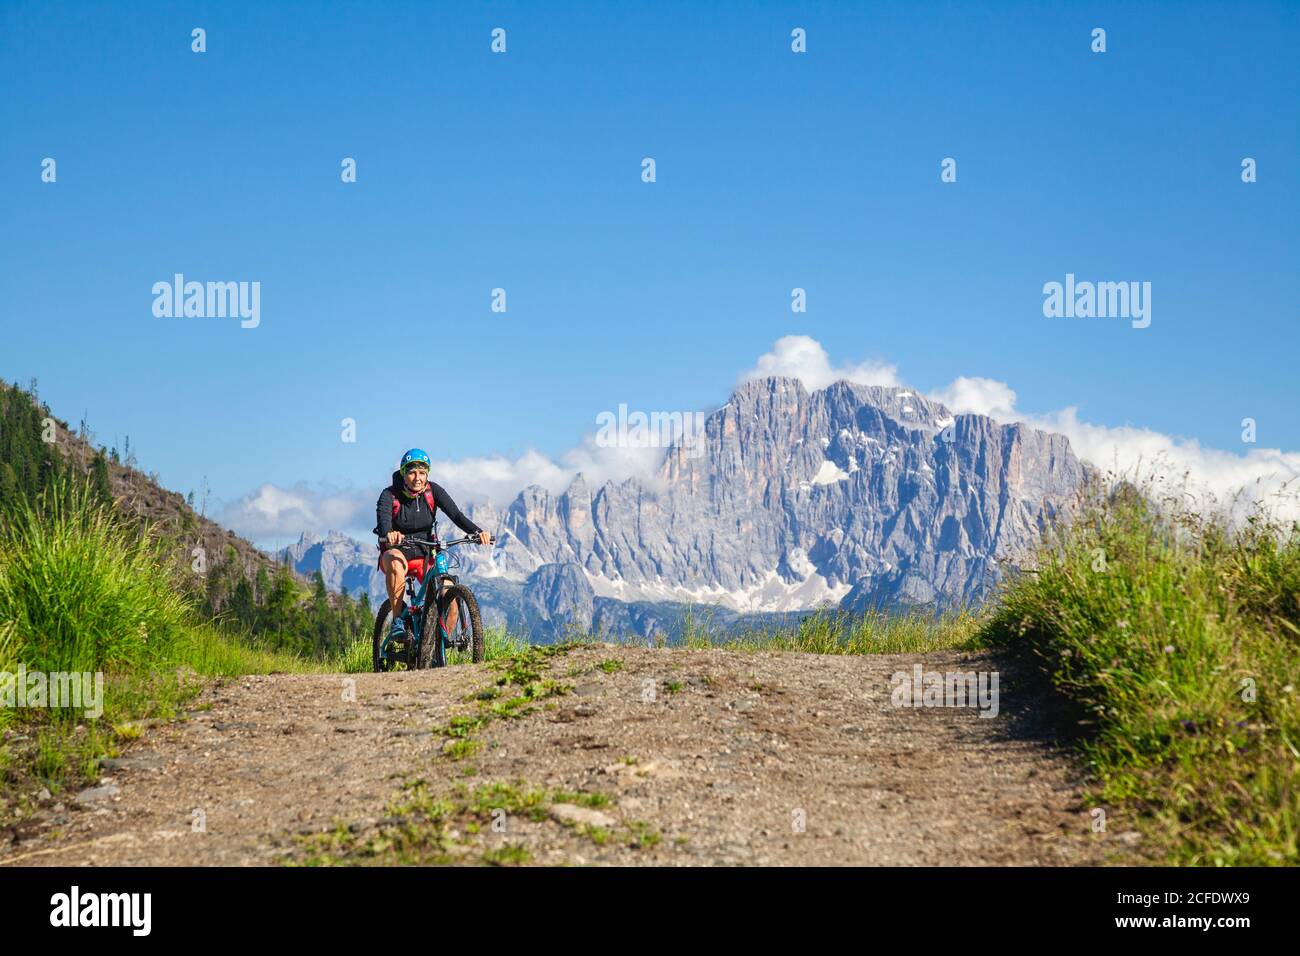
[386,533,494,549]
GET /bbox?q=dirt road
[0,644,1133,866]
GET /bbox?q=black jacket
[374,471,482,544]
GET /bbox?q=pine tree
[263,564,298,640]
[0,461,19,516]
[90,451,112,507]
[230,575,256,629]
[204,562,225,618]
[309,571,332,653]
[0,383,66,517]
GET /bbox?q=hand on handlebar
[385,531,404,546]
[476,531,492,546]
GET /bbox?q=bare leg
[381,550,408,617]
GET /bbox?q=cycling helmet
[400,448,431,473]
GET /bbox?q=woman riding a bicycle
[375,448,489,641]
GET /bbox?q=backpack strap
[425,489,439,542]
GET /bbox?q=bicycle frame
[379,535,481,666]
[377,562,439,663]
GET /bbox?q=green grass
[980,480,1300,865]
[627,820,661,849]
[481,844,531,865]
[677,604,984,654]
[442,738,483,761]
[491,642,579,689]
[552,789,611,809]
[0,482,313,805]
[287,778,607,866]
[428,644,576,757]
[330,589,977,676]
[333,623,530,673]
[0,482,196,680]
[333,635,374,674]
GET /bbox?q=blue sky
[3,1,1297,544]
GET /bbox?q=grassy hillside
[0,381,372,658]
[981,481,1299,865]
[0,383,372,813]
[3,381,277,588]
[0,481,324,805]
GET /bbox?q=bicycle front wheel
[417,601,442,670]
[440,584,484,664]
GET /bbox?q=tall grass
[444,605,982,658]
[0,482,195,679]
[677,604,984,654]
[0,619,17,737]
[0,481,313,794]
[981,480,1300,865]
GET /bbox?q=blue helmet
[400,448,431,473]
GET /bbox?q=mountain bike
[371,534,490,672]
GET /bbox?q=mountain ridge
[281,375,1088,639]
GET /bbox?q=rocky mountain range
[282,377,1088,640]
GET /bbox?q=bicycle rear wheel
[372,599,393,672]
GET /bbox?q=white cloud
[926,377,1300,521]
[1026,407,1300,520]
[426,437,668,506]
[219,423,683,545]
[927,377,1019,420]
[740,335,901,390]
[426,449,576,504]
[215,483,372,543]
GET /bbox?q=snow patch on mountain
[812,460,851,485]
